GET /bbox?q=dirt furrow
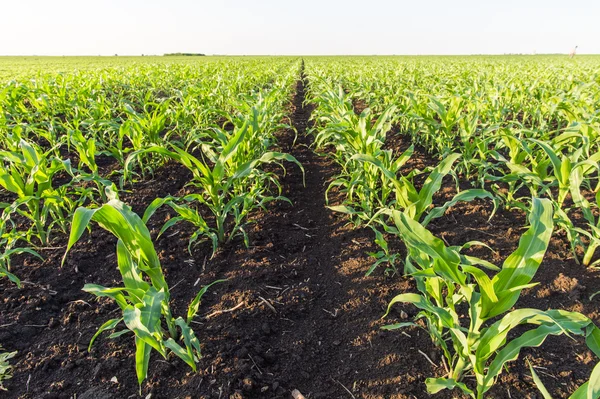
[192,63,434,398]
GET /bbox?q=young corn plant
[487,131,600,214]
[360,153,494,224]
[0,139,74,246]
[570,189,600,267]
[308,84,355,139]
[485,131,550,211]
[122,98,171,147]
[125,121,302,253]
[454,117,499,183]
[526,137,600,266]
[62,188,224,390]
[0,240,42,288]
[99,122,129,169]
[313,103,407,225]
[314,104,397,166]
[349,153,495,275]
[0,346,16,391]
[417,96,465,155]
[327,145,414,224]
[118,99,173,179]
[529,137,600,209]
[68,128,99,174]
[383,198,600,398]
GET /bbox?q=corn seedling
[63,187,225,389]
[383,198,600,398]
[0,346,16,391]
[0,139,74,245]
[0,238,42,287]
[126,121,302,251]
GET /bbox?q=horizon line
[0,53,597,57]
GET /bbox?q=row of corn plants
[304,57,600,397]
[0,57,302,285]
[306,56,600,268]
[304,68,494,275]
[1,58,305,392]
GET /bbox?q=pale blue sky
[1,0,597,55]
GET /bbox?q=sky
[1,0,598,56]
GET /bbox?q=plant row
[304,57,600,398]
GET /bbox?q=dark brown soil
[1,69,600,399]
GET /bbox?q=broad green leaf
[426,377,474,396]
[485,198,553,319]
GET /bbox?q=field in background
[3,54,600,79]
[0,55,300,81]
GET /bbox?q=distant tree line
[163,53,206,56]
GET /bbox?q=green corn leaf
[220,120,248,164]
[116,241,150,300]
[476,308,548,369]
[415,153,461,218]
[530,139,568,185]
[142,196,174,224]
[586,325,600,358]
[83,284,131,310]
[164,337,195,369]
[422,188,495,226]
[381,322,419,330]
[0,267,21,287]
[187,279,227,323]
[350,153,397,181]
[88,318,123,351]
[587,361,600,399]
[391,145,414,171]
[426,377,474,396]
[0,171,25,197]
[134,336,152,389]
[176,317,201,359]
[62,207,98,266]
[528,359,554,399]
[164,318,202,370]
[485,197,553,319]
[482,324,566,394]
[108,330,131,340]
[393,210,465,285]
[463,265,498,302]
[383,293,455,329]
[461,255,500,271]
[123,307,163,355]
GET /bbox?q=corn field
[1,55,600,398]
